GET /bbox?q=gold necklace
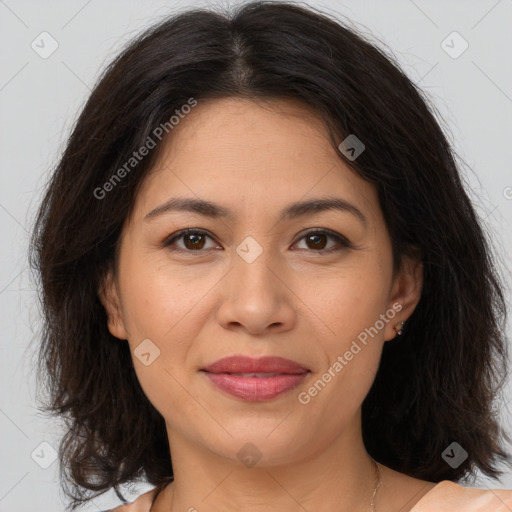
[161,460,383,511]
[370,459,383,512]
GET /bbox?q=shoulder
[103,488,158,512]
[411,480,512,511]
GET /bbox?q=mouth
[201,355,309,374]
[216,372,285,377]
[200,356,310,401]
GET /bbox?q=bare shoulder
[380,465,512,512]
[411,480,512,511]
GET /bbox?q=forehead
[162,97,334,164]
[132,97,380,224]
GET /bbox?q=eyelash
[162,228,353,254]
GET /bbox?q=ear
[384,253,423,341]
[98,268,129,340]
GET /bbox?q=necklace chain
[160,460,383,512]
[370,459,383,512]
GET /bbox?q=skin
[99,97,436,512]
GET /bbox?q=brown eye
[164,228,352,254]
[183,232,206,250]
[293,229,352,252]
[305,233,328,250]
[164,229,219,252]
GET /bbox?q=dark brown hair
[29,1,511,509]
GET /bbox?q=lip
[200,356,310,401]
[201,355,309,374]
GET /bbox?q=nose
[215,241,297,336]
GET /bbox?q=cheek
[120,255,207,341]
[309,264,391,351]
[297,263,391,416]
[299,272,389,422]
[117,256,218,391]
[118,264,199,420]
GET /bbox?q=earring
[393,321,405,336]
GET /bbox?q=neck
[157,412,380,512]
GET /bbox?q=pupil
[186,234,204,249]
[309,234,326,249]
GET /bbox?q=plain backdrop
[1,0,511,510]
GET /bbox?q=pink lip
[201,356,309,401]
[201,355,308,374]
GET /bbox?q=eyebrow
[144,196,367,225]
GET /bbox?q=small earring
[393,321,405,336]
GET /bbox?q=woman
[29,1,512,511]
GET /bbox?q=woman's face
[100,97,422,467]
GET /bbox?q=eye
[292,229,353,252]
[163,228,353,254]
[163,229,221,252]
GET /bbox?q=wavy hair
[29,1,511,509]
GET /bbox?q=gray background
[1,0,511,510]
